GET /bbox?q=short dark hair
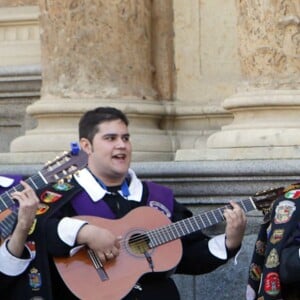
[79,107,129,142]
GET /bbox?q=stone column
[173,0,240,161]
[9,0,173,163]
[206,0,300,159]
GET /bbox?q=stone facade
[0,0,242,163]
[1,1,300,162]
[1,2,300,298]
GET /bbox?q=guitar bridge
[144,251,154,271]
[87,249,109,281]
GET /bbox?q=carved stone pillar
[206,0,300,159]
[9,0,173,163]
[173,0,239,161]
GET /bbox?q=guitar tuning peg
[58,179,64,185]
[71,142,80,155]
[44,160,51,167]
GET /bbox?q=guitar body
[54,207,183,300]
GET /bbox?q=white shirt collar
[74,168,143,202]
[0,176,14,188]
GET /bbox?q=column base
[204,90,300,160]
[9,97,174,163]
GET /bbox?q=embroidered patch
[28,267,42,290]
[255,240,266,256]
[28,219,37,235]
[284,189,300,200]
[36,203,49,215]
[249,263,262,281]
[274,200,296,224]
[264,272,280,296]
[52,182,73,192]
[149,200,171,218]
[269,229,284,244]
[26,241,36,251]
[40,190,62,203]
[265,249,280,268]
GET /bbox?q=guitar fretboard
[148,197,256,248]
[0,173,47,239]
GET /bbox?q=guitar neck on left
[0,148,88,239]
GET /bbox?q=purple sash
[71,181,174,219]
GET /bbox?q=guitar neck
[148,197,256,248]
[0,172,48,239]
[0,149,88,240]
[0,172,47,213]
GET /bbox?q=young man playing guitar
[43,106,247,300]
[0,149,87,299]
[0,175,39,298]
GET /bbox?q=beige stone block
[0,6,40,66]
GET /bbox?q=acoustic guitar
[0,146,88,239]
[54,188,281,300]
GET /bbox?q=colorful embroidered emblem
[255,240,266,256]
[284,189,300,200]
[149,200,171,218]
[249,263,262,281]
[40,190,62,203]
[52,182,73,192]
[264,272,280,296]
[265,249,280,268]
[36,203,49,215]
[28,219,37,235]
[28,267,42,290]
[274,200,296,224]
[269,229,284,244]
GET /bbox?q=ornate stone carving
[237,0,300,89]
[39,0,156,99]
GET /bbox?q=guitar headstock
[252,186,284,222]
[40,149,88,184]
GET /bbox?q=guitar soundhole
[128,233,150,255]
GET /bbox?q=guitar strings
[110,206,228,256]
[113,202,254,256]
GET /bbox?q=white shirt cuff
[58,217,88,247]
[0,240,33,276]
[208,234,227,260]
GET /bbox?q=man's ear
[80,138,92,155]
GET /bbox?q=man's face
[80,119,132,185]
